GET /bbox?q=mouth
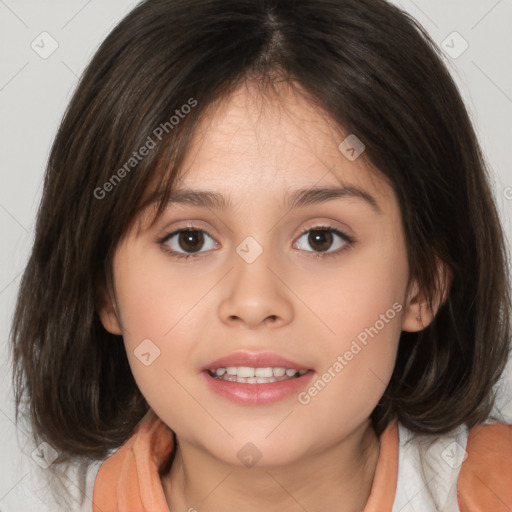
[201,352,314,405]
[207,366,309,384]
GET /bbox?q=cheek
[296,230,407,346]
[296,287,402,432]
[292,230,406,413]
[112,249,210,398]
[112,260,210,434]
[114,245,216,343]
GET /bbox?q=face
[101,81,423,467]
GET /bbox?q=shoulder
[393,420,512,511]
[91,410,174,512]
[457,421,512,511]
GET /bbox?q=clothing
[92,410,512,512]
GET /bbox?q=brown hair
[11,0,511,464]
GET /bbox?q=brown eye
[162,228,218,257]
[178,230,205,253]
[294,226,352,255]
[307,230,333,252]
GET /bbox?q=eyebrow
[150,185,382,214]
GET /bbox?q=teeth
[255,367,273,378]
[257,377,276,383]
[209,366,308,383]
[237,366,255,378]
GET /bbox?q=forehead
[174,81,393,210]
[131,80,403,238]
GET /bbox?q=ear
[402,259,451,332]
[97,288,123,335]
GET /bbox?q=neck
[162,419,380,512]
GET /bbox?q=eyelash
[157,225,355,260]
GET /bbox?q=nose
[217,247,294,330]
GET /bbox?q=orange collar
[92,411,399,512]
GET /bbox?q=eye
[159,228,218,259]
[157,225,354,261]
[293,226,353,256]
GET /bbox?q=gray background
[1,0,511,510]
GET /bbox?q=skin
[100,80,445,512]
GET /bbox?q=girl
[11,0,512,510]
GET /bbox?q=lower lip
[202,370,315,405]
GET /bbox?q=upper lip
[201,351,311,371]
